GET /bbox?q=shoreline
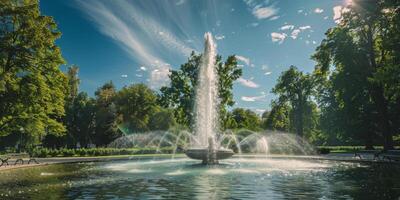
[1,153,398,172]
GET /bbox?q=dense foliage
[0,0,67,149]
[265,0,400,150]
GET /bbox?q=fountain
[184,32,234,164]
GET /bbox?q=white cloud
[237,77,259,88]
[149,63,171,89]
[135,74,142,77]
[121,74,128,78]
[251,22,259,27]
[261,64,272,75]
[324,16,329,20]
[175,0,185,6]
[140,66,147,71]
[299,25,311,30]
[241,94,266,102]
[314,8,324,13]
[333,5,350,24]
[255,109,266,114]
[215,35,225,40]
[252,6,279,19]
[269,16,280,21]
[290,29,301,39]
[312,41,317,44]
[333,6,343,21]
[244,1,279,20]
[298,9,303,13]
[261,64,269,70]
[271,32,287,43]
[280,25,294,30]
[235,55,251,66]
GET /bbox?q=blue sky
[40,0,350,113]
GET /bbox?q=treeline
[264,0,400,150]
[1,0,399,151]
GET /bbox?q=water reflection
[0,157,399,200]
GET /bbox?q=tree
[148,109,176,131]
[272,66,315,137]
[0,0,67,148]
[64,92,96,148]
[312,0,400,149]
[230,108,261,131]
[114,84,158,132]
[263,101,291,132]
[66,65,79,103]
[159,52,242,130]
[93,82,120,146]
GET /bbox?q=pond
[0,156,399,199]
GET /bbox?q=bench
[374,150,400,162]
[0,156,10,167]
[0,153,39,166]
[353,150,380,159]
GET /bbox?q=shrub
[29,147,176,158]
[317,148,330,154]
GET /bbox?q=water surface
[0,156,399,199]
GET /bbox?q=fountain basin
[185,148,234,161]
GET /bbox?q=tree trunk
[364,131,375,150]
[296,98,304,138]
[372,86,394,150]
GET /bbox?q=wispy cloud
[76,0,194,88]
[235,55,251,66]
[251,22,259,27]
[241,94,266,102]
[280,25,294,31]
[215,35,225,40]
[271,32,287,43]
[237,77,259,88]
[244,0,279,20]
[290,29,301,39]
[175,0,185,6]
[299,25,311,30]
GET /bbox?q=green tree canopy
[114,83,158,133]
[230,108,261,131]
[93,81,120,146]
[0,0,67,148]
[272,66,315,137]
[312,0,400,149]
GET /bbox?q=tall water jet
[185,32,234,164]
[194,32,218,148]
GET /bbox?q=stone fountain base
[185,148,234,164]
